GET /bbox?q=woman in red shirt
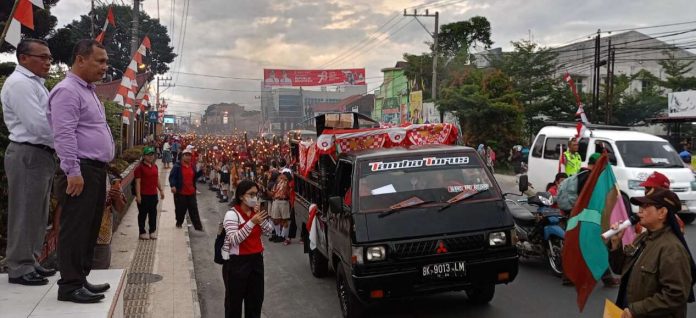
[135,146,164,239]
[221,180,273,318]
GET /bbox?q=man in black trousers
[48,40,114,303]
[169,148,204,230]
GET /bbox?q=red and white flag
[114,36,151,117]
[563,72,591,138]
[4,0,43,48]
[95,6,116,44]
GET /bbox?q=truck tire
[466,283,495,305]
[309,250,329,278]
[336,266,364,318]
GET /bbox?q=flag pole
[0,0,22,48]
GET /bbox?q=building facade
[374,62,410,124]
[261,85,367,133]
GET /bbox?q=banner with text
[263,68,366,87]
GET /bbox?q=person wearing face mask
[221,180,273,318]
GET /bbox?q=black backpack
[214,210,240,264]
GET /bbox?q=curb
[184,222,202,318]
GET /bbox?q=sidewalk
[110,161,200,317]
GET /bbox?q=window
[532,134,545,158]
[594,140,617,165]
[616,141,683,168]
[543,138,567,160]
[335,160,353,198]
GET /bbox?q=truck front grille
[392,234,486,259]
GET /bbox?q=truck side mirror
[518,175,529,193]
[329,196,343,213]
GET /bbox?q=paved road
[189,175,696,318]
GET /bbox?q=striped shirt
[221,206,273,259]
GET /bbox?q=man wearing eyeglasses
[1,38,57,286]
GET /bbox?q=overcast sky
[6,0,696,116]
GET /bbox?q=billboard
[668,90,696,117]
[409,91,423,124]
[263,68,366,87]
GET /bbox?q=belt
[79,158,108,169]
[11,141,55,154]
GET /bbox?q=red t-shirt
[235,204,264,255]
[135,162,159,195]
[180,164,196,195]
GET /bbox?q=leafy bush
[121,146,144,163]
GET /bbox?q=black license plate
[422,261,466,279]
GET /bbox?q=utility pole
[591,29,600,120]
[155,76,173,142]
[90,0,95,37]
[605,39,615,124]
[404,9,440,122]
[127,0,140,149]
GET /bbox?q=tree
[49,4,175,78]
[0,62,16,77]
[439,67,523,155]
[658,51,696,92]
[403,17,493,101]
[0,0,60,53]
[436,16,493,61]
[492,40,564,139]
[608,71,666,126]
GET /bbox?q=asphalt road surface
[189,175,696,318]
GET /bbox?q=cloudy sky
[9,0,696,116]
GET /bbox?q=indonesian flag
[564,72,591,138]
[4,0,43,48]
[558,144,565,173]
[95,6,116,44]
[306,204,319,250]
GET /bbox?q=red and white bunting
[4,0,43,48]
[95,6,116,44]
[114,36,151,119]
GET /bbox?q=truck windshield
[615,141,684,168]
[357,154,499,212]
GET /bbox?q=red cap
[639,171,670,189]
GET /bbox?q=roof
[537,125,667,142]
[344,145,474,160]
[94,72,151,101]
[311,94,367,113]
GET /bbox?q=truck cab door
[328,159,354,261]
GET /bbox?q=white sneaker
[150,232,158,239]
[139,233,150,240]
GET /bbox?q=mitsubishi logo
[435,240,448,254]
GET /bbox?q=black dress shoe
[8,272,48,286]
[85,281,110,294]
[58,287,105,303]
[35,265,57,277]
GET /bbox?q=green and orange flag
[563,154,621,311]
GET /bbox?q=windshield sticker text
[369,157,470,172]
[448,184,490,193]
[642,157,669,164]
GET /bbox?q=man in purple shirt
[47,39,114,304]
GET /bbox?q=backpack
[556,171,587,211]
[214,210,240,264]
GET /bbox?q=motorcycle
[505,175,565,276]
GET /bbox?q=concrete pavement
[110,161,200,317]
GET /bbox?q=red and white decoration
[94,6,115,44]
[297,123,459,176]
[114,36,151,124]
[4,0,44,48]
[306,204,319,250]
[563,72,591,138]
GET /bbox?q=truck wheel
[466,283,495,305]
[546,237,564,277]
[309,250,329,278]
[336,266,364,318]
[679,213,696,224]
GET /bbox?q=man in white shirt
[1,39,57,286]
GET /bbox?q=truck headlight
[489,231,507,247]
[366,246,386,262]
[628,180,644,191]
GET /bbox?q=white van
[527,124,696,223]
